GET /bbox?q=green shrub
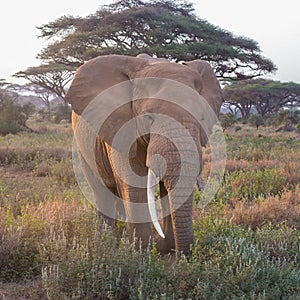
[0,93,35,135]
[0,120,21,135]
[40,216,300,299]
[227,136,274,161]
[52,104,71,124]
[0,145,69,171]
[255,223,300,263]
[49,158,77,186]
[248,114,264,129]
[220,113,237,132]
[41,220,168,300]
[0,208,46,281]
[216,168,286,203]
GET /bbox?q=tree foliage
[220,113,237,132]
[248,114,264,129]
[14,63,74,103]
[0,89,35,135]
[36,0,276,80]
[223,79,300,119]
[22,84,56,114]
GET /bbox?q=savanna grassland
[0,121,299,300]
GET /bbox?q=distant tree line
[221,78,300,129]
[220,78,300,130]
[223,79,300,119]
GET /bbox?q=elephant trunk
[165,158,197,255]
[146,120,201,254]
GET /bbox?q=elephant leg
[115,178,152,249]
[107,143,153,249]
[156,181,175,254]
[94,138,127,229]
[78,150,120,229]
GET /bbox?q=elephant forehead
[133,63,199,88]
[133,98,194,117]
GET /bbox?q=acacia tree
[35,0,276,80]
[223,79,300,119]
[223,81,255,119]
[0,81,57,115]
[251,80,300,117]
[14,63,74,104]
[22,84,57,115]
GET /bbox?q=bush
[41,216,300,299]
[52,104,71,124]
[0,145,69,171]
[0,199,92,282]
[0,92,35,135]
[41,227,168,300]
[0,207,46,281]
[50,158,77,186]
[225,186,300,229]
[220,113,236,131]
[248,114,264,129]
[216,168,286,203]
[266,110,300,127]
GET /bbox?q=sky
[1,0,299,83]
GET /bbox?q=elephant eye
[143,113,154,125]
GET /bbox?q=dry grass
[0,279,47,300]
[1,121,300,298]
[226,186,300,229]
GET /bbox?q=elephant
[66,54,223,258]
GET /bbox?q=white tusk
[147,168,165,239]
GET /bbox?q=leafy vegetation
[0,121,299,299]
[16,0,276,101]
[0,82,72,135]
[37,0,276,79]
[219,113,237,132]
[223,79,300,119]
[248,114,264,129]
[14,63,74,102]
[0,90,35,135]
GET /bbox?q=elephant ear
[66,55,149,156]
[183,60,223,116]
[183,60,223,146]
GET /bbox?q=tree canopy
[36,0,276,80]
[223,79,300,119]
[14,63,74,103]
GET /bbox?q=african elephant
[66,54,223,257]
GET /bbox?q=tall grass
[40,216,300,299]
[0,122,299,299]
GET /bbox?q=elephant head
[66,54,223,256]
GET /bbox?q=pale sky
[1,0,299,83]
